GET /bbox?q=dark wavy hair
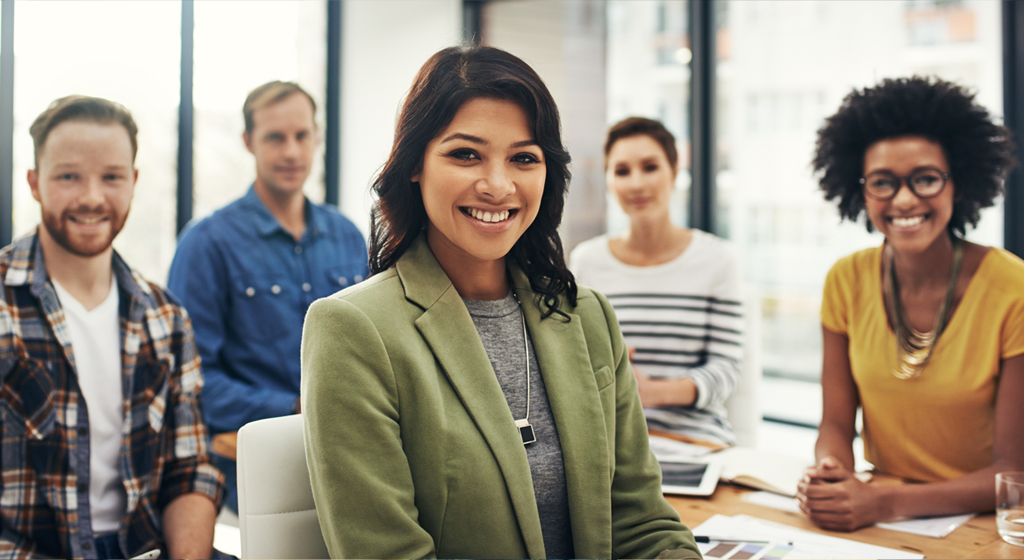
[368,45,577,319]
[813,76,1016,235]
[604,116,679,171]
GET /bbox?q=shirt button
[82,542,92,551]
[294,245,303,255]
[271,284,282,295]
[78,483,88,494]
[302,283,311,292]
[77,427,87,437]
[337,276,347,286]
[354,275,364,283]
[245,287,255,297]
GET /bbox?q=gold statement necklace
[883,236,963,380]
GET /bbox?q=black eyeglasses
[859,167,950,201]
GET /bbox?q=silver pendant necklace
[511,291,535,445]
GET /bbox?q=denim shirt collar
[241,185,326,240]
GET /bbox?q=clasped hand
[795,456,892,532]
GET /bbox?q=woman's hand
[632,362,664,408]
[796,457,892,532]
[629,348,697,408]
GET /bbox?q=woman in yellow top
[796,76,1024,531]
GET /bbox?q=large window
[11,1,181,282]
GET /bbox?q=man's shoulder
[310,202,363,236]
[173,197,260,263]
[182,196,253,237]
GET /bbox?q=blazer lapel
[397,238,546,558]
[511,268,613,559]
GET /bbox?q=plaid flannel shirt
[0,232,224,559]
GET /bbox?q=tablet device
[660,460,722,496]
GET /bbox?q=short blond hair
[242,81,317,134]
[30,95,138,167]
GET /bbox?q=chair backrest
[724,289,763,448]
[237,414,329,559]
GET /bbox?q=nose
[890,180,921,207]
[477,161,515,199]
[80,176,104,206]
[282,137,302,159]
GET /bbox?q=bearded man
[0,95,224,559]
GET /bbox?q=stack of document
[693,514,924,559]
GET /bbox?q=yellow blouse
[821,246,1024,482]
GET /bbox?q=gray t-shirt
[463,292,575,559]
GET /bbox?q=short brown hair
[30,95,139,167]
[604,116,679,171]
[242,81,317,134]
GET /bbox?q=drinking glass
[997,471,1024,546]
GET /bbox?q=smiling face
[28,120,136,258]
[863,135,954,255]
[606,134,676,223]
[412,97,546,271]
[244,92,317,198]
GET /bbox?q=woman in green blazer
[301,45,703,560]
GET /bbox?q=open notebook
[707,447,810,497]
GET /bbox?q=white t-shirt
[569,229,744,445]
[52,275,127,535]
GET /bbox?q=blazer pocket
[594,365,614,392]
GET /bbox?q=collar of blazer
[396,234,616,558]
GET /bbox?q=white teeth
[468,208,510,223]
[72,217,103,225]
[892,215,925,228]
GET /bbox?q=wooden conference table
[214,429,1021,558]
[668,482,1024,559]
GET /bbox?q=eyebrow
[51,163,131,171]
[866,165,947,174]
[439,133,539,149]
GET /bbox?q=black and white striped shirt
[569,230,743,445]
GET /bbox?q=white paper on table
[877,513,974,538]
[693,514,924,559]
[742,490,972,539]
[648,435,713,460]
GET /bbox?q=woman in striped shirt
[569,117,743,446]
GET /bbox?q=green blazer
[301,237,701,559]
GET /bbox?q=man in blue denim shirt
[168,81,368,512]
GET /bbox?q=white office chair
[236,414,329,559]
[723,290,763,448]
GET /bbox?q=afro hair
[813,76,1016,235]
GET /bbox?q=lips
[888,214,927,229]
[68,214,109,226]
[462,207,515,223]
